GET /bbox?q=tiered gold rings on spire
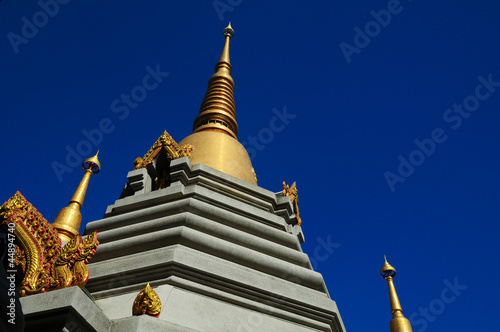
[192,23,238,138]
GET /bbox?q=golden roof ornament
[380,256,413,332]
[282,181,302,226]
[52,151,101,243]
[0,192,99,296]
[133,130,193,170]
[132,283,162,318]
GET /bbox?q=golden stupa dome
[179,131,256,184]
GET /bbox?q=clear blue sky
[2,1,499,331]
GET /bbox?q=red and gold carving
[0,192,99,296]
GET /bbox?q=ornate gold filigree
[133,130,194,170]
[0,192,99,296]
[52,234,81,289]
[71,231,99,288]
[0,192,60,296]
[13,245,26,273]
[282,181,302,226]
[132,283,162,318]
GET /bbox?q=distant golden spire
[192,22,238,138]
[380,256,413,332]
[52,152,101,243]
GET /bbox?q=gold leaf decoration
[132,283,162,318]
[282,181,302,226]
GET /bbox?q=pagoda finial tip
[83,151,101,174]
[223,22,234,39]
[380,255,396,279]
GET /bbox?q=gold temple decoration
[179,23,258,185]
[192,22,238,138]
[132,283,162,318]
[133,130,193,189]
[282,181,302,226]
[380,256,413,332]
[0,192,99,296]
[71,231,99,288]
[133,130,193,170]
[52,151,101,243]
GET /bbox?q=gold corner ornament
[282,181,302,226]
[132,283,162,318]
[0,192,99,296]
[133,130,193,170]
[380,256,413,332]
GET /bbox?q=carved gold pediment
[133,130,193,170]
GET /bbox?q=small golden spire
[192,23,238,138]
[52,152,101,243]
[381,256,413,332]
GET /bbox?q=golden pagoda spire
[179,24,257,185]
[380,256,413,332]
[52,151,101,243]
[192,22,238,138]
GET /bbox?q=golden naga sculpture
[0,192,99,296]
[132,283,162,318]
[133,130,194,170]
[282,181,302,226]
[71,231,99,288]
